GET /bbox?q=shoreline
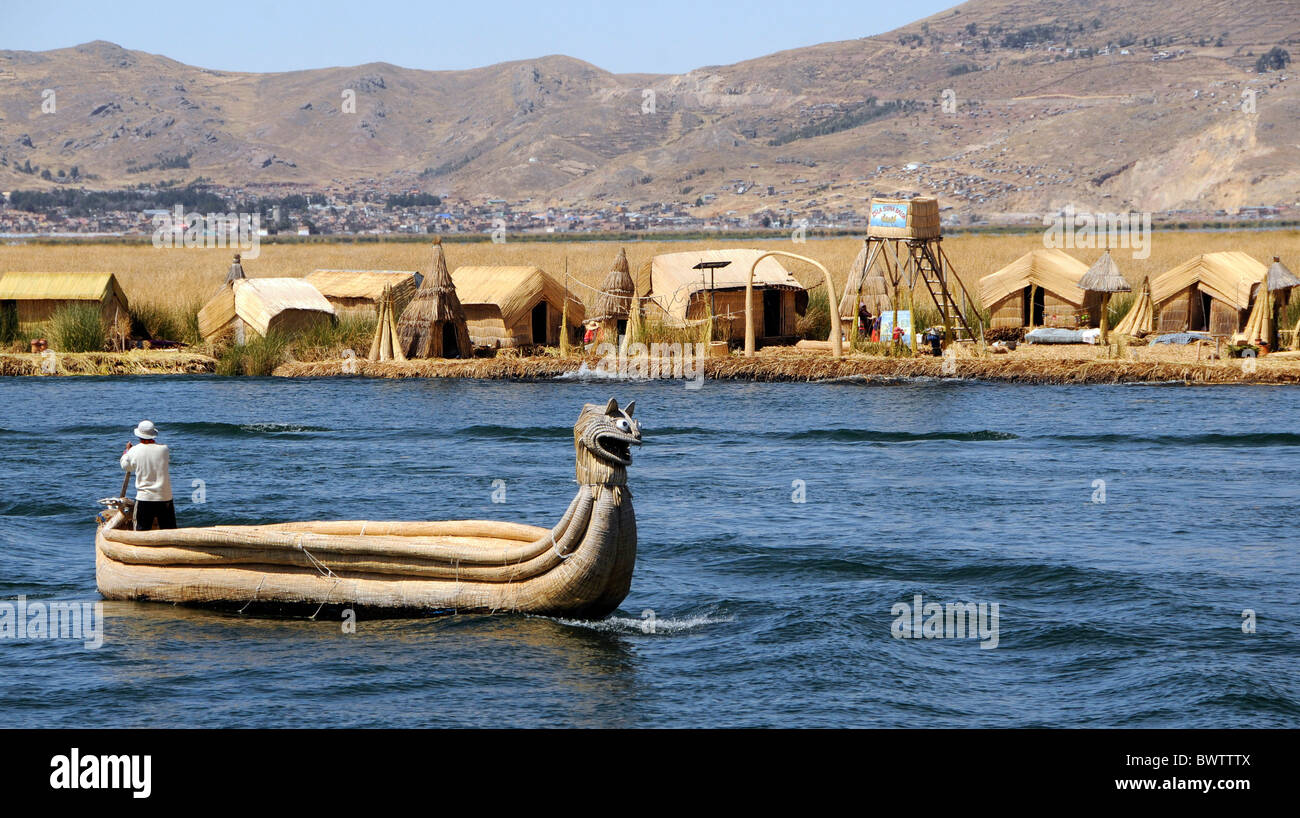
[5,351,1300,385]
[273,354,1300,385]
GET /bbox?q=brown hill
[1,0,1297,219]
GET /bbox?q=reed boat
[95,399,642,619]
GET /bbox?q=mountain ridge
[1,0,1297,220]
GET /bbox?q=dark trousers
[134,500,177,531]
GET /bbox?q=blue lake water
[0,375,1297,727]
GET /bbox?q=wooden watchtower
[839,197,982,346]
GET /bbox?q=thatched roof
[451,265,585,327]
[305,269,419,303]
[1267,257,1300,291]
[1078,251,1131,293]
[232,278,335,337]
[647,249,804,322]
[0,271,129,308]
[1150,252,1266,311]
[397,239,472,357]
[589,247,635,322]
[978,249,1089,309]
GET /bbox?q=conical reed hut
[368,286,407,362]
[1113,277,1154,337]
[837,240,872,319]
[1267,257,1300,349]
[588,247,636,345]
[396,238,472,359]
[1078,250,1131,344]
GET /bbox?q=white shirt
[120,443,173,502]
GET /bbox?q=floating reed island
[273,347,1300,385]
[95,399,643,618]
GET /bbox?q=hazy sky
[0,0,956,75]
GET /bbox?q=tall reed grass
[288,314,376,362]
[216,332,290,376]
[50,303,107,352]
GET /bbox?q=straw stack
[396,238,473,358]
[1078,251,1131,344]
[368,286,407,362]
[1113,277,1153,337]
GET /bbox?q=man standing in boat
[120,420,176,530]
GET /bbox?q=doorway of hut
[531,302,548,344]
[1021,285,1045,326]
[0,300,16,341]
[763,289,781,337]
[1193,291,1213,332]
[442,323,460,358]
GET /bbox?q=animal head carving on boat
[574,398,642,486]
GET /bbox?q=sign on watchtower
[867,197,942,240]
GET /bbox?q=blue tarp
[1149,332,1211,345]
[1025,328,1084,344]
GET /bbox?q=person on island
[858,303,873,337]
[121,420,176,531]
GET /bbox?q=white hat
[133,420,159,439]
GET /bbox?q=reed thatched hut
[644,249,807,343]
[451,265,584,349]
[198,277,335,342]
[588,247,636,344]
[1077,251,1132,344]
[0,271,130,334]
[1150,252,1266,335]
[304,269,420,318]
[396,239,472,358]
[979,249,1097,329]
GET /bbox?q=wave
[0,499,81,517]
[815,374,966,385]
[457,424,715,440]
[457,424,572,440]
[551,613,735,634]
[782,428,1019,443]
[55,421,333,437]
[1048,431,1300,447]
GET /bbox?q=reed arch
[745,251,841,359]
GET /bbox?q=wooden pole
[561,270,570,358]
[1099,291,1111,345]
